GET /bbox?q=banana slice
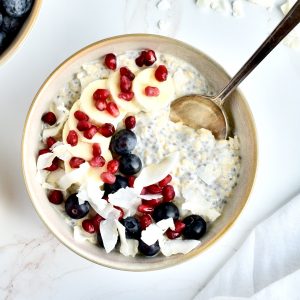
[107,71,141,113]
[86,150,113,183]
[132,68,175,112]
[67,101,113,145]
[79,79,126,125]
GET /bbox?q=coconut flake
[197,162,221,185]
[100,219,119,253]
[58,162,90,190]
[141,218,175,246]
[76,181,120,219]
[51,142,73,161]
[232,0,244,16]
[116,221,139,257]
[159,236,201,256]
[73,225,97,244]
[157,218,175,231]
[42,103,69,140]
[157,0,171,10]
[37,152,56,170]
[141,194,163,200]
[181,185,221,222]
[134,152,179,194]
[108,187,141,216]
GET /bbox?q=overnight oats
[36,49,241,257]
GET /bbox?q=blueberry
[119,153,142,175]
[138,240,160,256]
[0,32,7,50]
[97,232,104,248]
[2,15,22,33]
[152,202,179,223]
[0,12,3,27]
[2,0,33,17]
[121,217,141,239]
[65,194,89,219]
[182,215,207,240]
[104,175,128,195]
[110,129,137,155]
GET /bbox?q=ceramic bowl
[0,0,42,65]
[22,34,258,271]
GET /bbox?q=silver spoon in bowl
[170,1,300,139]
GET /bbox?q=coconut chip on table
[195,0,300,49]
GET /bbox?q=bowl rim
[0,0,43,65]
[22,33,258,271]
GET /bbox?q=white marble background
[0,0,300,299]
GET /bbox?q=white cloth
[195,194,300,300]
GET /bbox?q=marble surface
[0,0,300,299]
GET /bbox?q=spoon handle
[217,0,300,104]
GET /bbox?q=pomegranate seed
[66,130,78,146]
[142,198,161,207]
[174,220,186,233]
[104,53,117,70]
[83,126,98,139]
[69,157,85,169]
[48,190,64,205]
[128,176,136,187]
[145,86,160,97]
[140,214,152,230]
[144,49,157,66]
[107,159,119,173]
[98,123,115,137]
[93,89,110,101]
[166,220,186,239]
[106,102,120,117]
[124,116,136,129]
[89,156,105,168]
[135,51,146,67]
[45,157,60,171]
[45,164,59,172]
[74,110,89,121]
[92,143,101,157]
[114,206,124,220]
[91,214,105,232]
[138,204,154,214]
[42,112,57,125]
[77,120,92,131]
[140,187,147,195]
[82,219,95,234]
[46,137,56,148]
[100,172,116,184]
[155,65,168,82]
[162,185,175,201]
[146,184,162,194]
[38,148,50,156]
[95,99,107,111]
[166,230,181,239]
[120,67,135,81]
[120,75,132,92]
[118,91,134,101]
[158,174,172,187]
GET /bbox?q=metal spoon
[170,1,300,139]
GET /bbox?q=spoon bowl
[170,95,228,139]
